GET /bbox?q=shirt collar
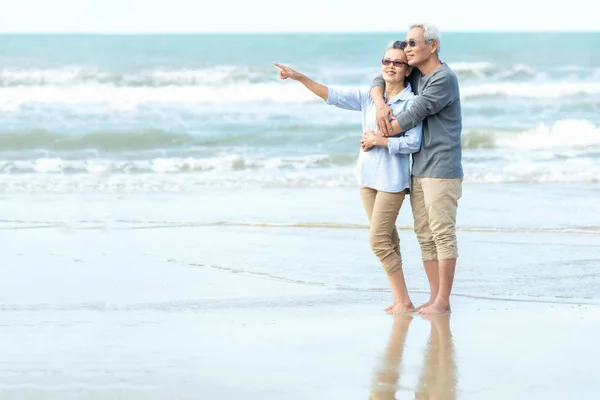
[384,82,413,103]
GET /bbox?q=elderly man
[362,23,463,315]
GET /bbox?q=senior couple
[274,23,463,315]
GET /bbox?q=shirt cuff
[387,138,399,154]
[325,87,337,105]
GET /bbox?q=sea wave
[451,62,538,80]
[462,82,600,99]
[1,119,597,152]
[0,126,361,151]
[1,63,600,113]
[0,154,357,175]
[0,83,324,112]
[463,119,600,149]
[495,119,600,149]
[1,64,595,87]
[0,170,598,194]
[0,130,195,151]
[1,151,599,193]
[0,66,277,87]
[0,81,598,113]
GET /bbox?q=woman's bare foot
[384,303,395,312]
[387,302,416,315]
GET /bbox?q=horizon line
[0,29,599,35]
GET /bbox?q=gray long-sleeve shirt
[372,63,463,179]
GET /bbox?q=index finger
[273,62,288,71]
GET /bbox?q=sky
[0,0,597,33]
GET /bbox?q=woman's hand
[273,62,303,80]
[361,130,388,151]
[360,130,378,152]
[273,62,328,100]
[375,105,395,137]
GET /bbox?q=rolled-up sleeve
[387,100,423,154]
[326,87,365,111]
[388,124,422,154]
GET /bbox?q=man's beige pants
[410,177,462,261]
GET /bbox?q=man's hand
[273,62,303,81]
[375,105,395,137]
[360,130,378,152]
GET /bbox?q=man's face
[404,27,435,67]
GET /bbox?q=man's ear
[429,40,439,55]
[406,67,413,77]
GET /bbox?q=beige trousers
[360,187,406,276]
[410,177,462,261]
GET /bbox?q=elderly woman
[274,41,422,314]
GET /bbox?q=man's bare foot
[415,298,436,311]
[418,300,450,315]
[384,297,409,313]
[387,303,416,315]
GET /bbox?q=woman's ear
[406,67,413,78]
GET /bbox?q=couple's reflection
[370,314,457,399]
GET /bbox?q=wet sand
[1,222,599,399]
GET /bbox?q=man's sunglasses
[395,39,430,49]
[381,59,408,67]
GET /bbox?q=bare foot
[418,300,450,315]
[415,298,436,311]
[384,297,407,313]
[387,303,416,315]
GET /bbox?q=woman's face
[381,49,410,83]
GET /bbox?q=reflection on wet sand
[370,314,457,399]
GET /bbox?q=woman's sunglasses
[381,59,408,67]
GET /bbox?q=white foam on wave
[451,62,538,80]
[462,82,600,99]
[0,66,105,86]
[1,62,599,113]
[451,62,494,79]
[495,119,600,149]
[1,163,599,193]
[1,63,591,87]
[2,154,345,175]
[33,157,65,173]
[0,83,334,113]
[1,148,599,193]
[145,66,272,85]
[0,66,274,86]
[1,80,597,113]
[467,161,600,184]
[450,62,494,71]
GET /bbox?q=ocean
[1,32,599,191]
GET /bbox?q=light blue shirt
[326,83,423,193]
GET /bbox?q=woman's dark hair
[391,40,408,50]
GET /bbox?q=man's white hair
[410,23,441,56]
